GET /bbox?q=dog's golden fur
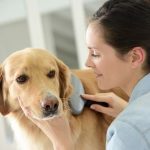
[0,48,128,150]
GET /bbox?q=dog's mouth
[19,102,60,120]
[32,112,59,120]
[29,108,60,120]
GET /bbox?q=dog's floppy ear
[56,59,72,99]
[0,65,9,115]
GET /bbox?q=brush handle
[85,100,109,107]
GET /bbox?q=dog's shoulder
[71,69,100,94]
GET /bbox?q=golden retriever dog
[0,48,128,150]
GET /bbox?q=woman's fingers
[90,104,113,116]
[18,97,25,111]
[90,104,121,118]
[17,98,32,117]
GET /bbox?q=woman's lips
[96,74,103,78]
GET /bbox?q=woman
[19,0,150,149]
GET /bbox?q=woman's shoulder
[117,92,150,126]
[109,92,150,139]
[106,116,150,150]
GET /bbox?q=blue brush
[69,74,108,115]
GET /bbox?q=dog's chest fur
[8,109,106,150]
[8,114,53,150]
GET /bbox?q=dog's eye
[47,70,55,78]
[16,74,29,84]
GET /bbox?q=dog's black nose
[41,95,59,117]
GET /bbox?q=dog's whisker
[60,98,71,109]
[63,100,72,112]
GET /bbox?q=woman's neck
[122,70,148,97]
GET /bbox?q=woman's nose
[85,55,94,68]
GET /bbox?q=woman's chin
[97,82,112,91]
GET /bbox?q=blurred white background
[0,0,105,149]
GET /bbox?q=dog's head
[0,48,72,120]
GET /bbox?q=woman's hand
[18,99,74,150]
[81,92,128,118]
